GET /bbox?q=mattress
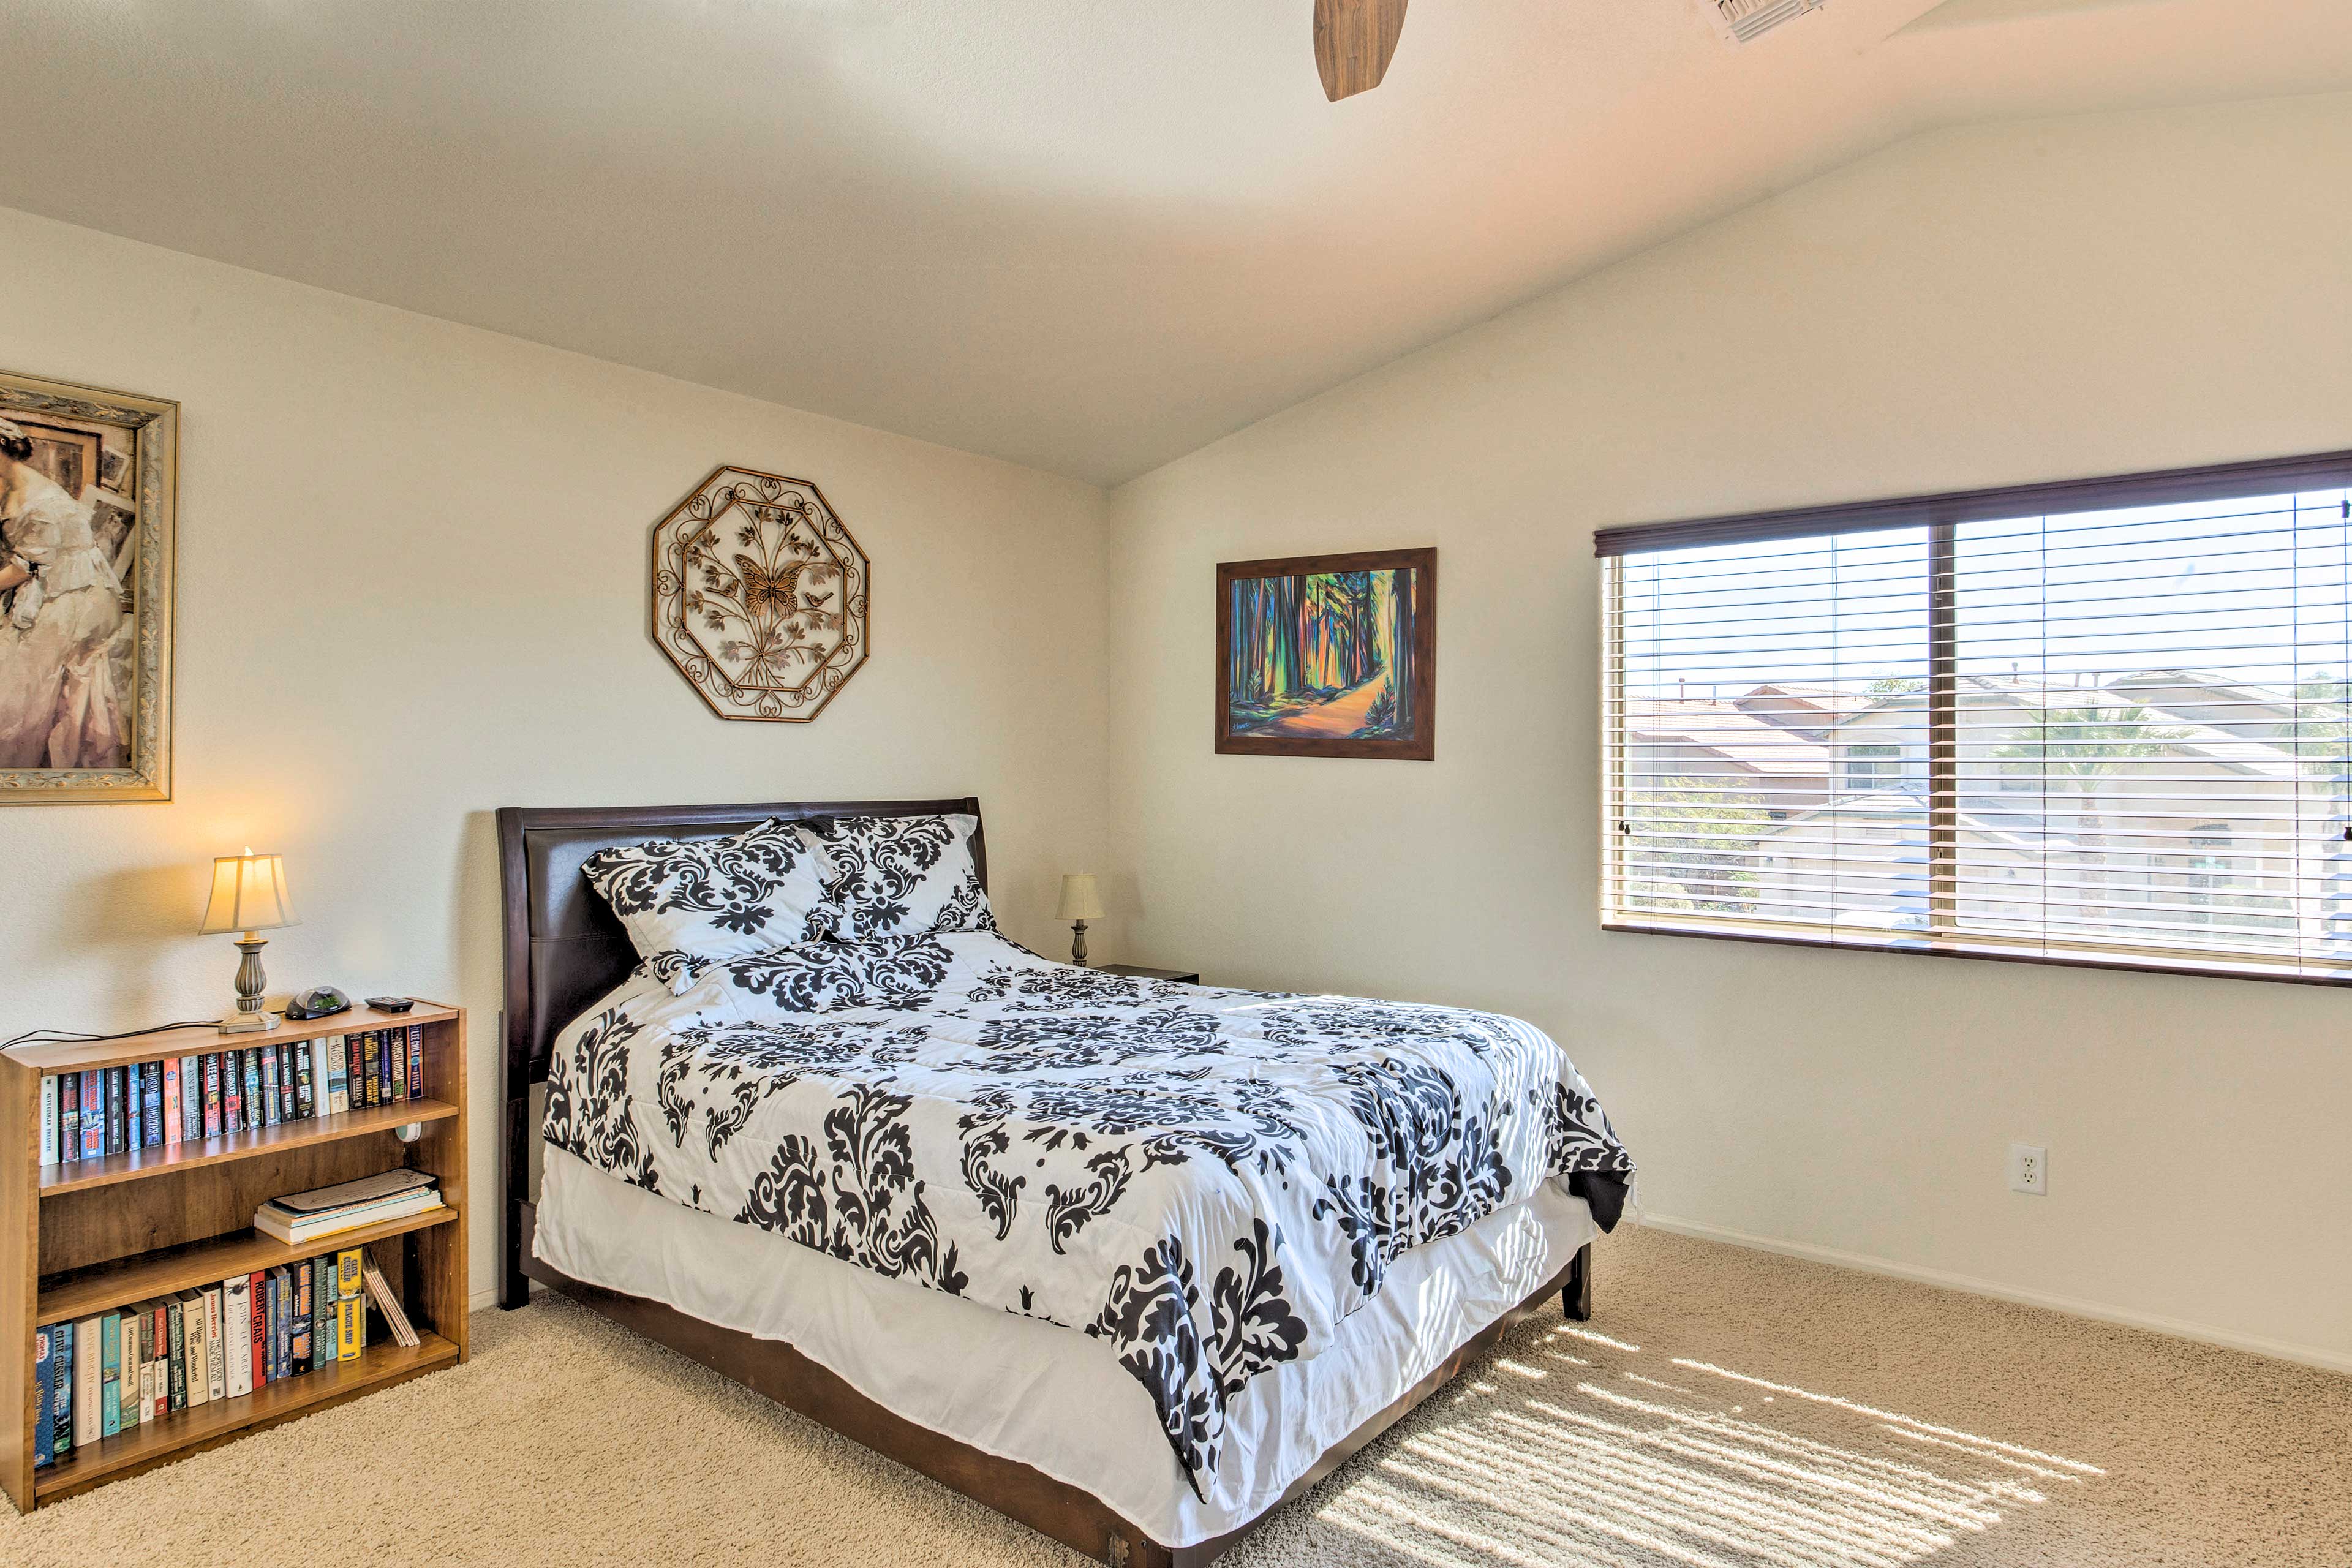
[536,1142,1599,1548]
[541,931,1634,1496]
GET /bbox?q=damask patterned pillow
[581,817,834,970]
[809,813,994,940]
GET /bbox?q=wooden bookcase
[1,1004,469,1511]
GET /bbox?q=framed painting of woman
[0,368,176,804]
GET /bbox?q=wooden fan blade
[1313,0,1408,102]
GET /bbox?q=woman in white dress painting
[0,418,128,769]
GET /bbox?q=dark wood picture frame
[1215,546,1435,760]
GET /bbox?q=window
[1844,744,1901,789]
[1600,450,2352,983]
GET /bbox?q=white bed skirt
[535,1144,1599,1547]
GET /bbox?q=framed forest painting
[1216,547,1434,759]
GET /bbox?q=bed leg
[502,1205,530,1309]
[501,1096,532,1309]
[1562,1242,1593,1322]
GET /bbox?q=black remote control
[366,996,416,1014]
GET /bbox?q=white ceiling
[3,1,2347,485]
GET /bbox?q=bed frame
[496,797,1593,1568]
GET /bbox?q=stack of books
[31,1245,388,1469]
[254,1168,443,1246]
[34,1025,427,1169]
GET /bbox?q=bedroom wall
[0,204,1111,1305]
[1104,92,2352,1367]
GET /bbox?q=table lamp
[1056,873,1104,967]
[198,848,295,1033]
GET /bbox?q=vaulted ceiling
[4,1,2347,484]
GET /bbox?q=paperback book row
[29,1246,425,1469]
[36,1026,425,1167]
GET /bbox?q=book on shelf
[312,1255,336,1368]
[222,1276,253,1399]
[34,1324,56,1468]
[325,1034,349,1114]
[254,1167,442,1246]
[78,1069,102,1159]
[360,1260,420,1348]
[55,1072,77,1166]
[47,1319,74,1461]
[258,1044,281,1128]
[248,1272,269,1393]
[119,1308,138,1428]
[201,1282,227,1403]
[131,1299,151,1423]
[99,1311,121,1436]
[202,1052,223,1139]
[166,1294,187,1414]
[289,1262,313,1374]
[406,1023,423,1100]
[273,1260,296,1382]
[162,1057,180,1149]
[336,1246,364,1362]
[178,1288,209,1410]
[293,1041,315,1120]
[146,1299,165,1419]
[40,1074,58,1166]
[72,1315,101,1448]
[180,1053,200,1142]
[221,1050,243,1136]
[240,1051,262,1134]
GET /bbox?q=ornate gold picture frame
[0,368,176,804]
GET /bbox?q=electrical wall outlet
[2008,1142,2048,1196]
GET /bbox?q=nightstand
[1096,963,1200,985]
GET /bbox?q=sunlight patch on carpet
[1312,1335,2100,1567]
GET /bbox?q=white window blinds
[1599,452,2352,984]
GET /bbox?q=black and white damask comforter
[544,931,1633,1495]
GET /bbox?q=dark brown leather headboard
[496,796,985,1092]
[493,796,984,1306]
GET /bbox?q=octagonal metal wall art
[651,466,870,722]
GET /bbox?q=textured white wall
[0,205,1111,1302]
[1106,94,2352,1366]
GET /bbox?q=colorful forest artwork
[1216,548,1435,759]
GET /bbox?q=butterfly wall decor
[650,465,871,721]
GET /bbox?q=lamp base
[219,932,276,1033]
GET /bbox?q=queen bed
[497,798,1633,1566]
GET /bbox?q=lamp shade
[1055,873,1104,922]
[198,850,296,935]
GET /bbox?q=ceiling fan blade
[1313,0,1408,102]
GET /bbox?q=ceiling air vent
[1706,0,1828,44]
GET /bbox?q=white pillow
[810,813,994,940]
[582,817,833,966]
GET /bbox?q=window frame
[1597,447,2352,990]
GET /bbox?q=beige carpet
[8,1227,2347,1567]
